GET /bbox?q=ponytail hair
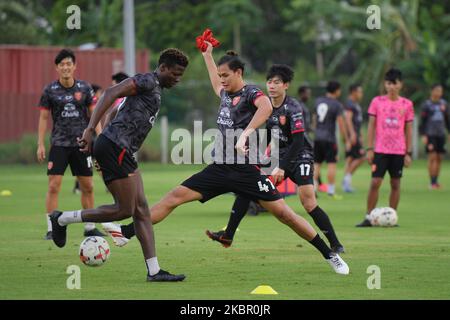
[218,51,245,74]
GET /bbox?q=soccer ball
[369,207,398,227]
[79,236,110,266]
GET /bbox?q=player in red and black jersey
[106,43,349,275]
[419,84,450,189]
[73,83,103,195]
[206,64,344,254]
[37,49,105,240]
[48,48,189,282]
[342,84,365,193]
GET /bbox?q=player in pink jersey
[356,68,414,227]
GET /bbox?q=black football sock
[225,196,251,239]
[309,234,332,259]
[308,206,341,248]
[431,176,438,185]
[121,222,135,239]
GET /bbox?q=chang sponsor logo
[217,107,233,127]
[61,103,79,118]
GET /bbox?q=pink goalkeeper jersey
[368,95,414,155]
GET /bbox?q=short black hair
[217,51,245,74]
[112,72,129,83]
[349,83,361,93]
[55,49,76,65]
[91,84,102,94]
[431,83,442,90]
[266,64,294,83]
[158,48,189,68]
[326,81,341,93]
[298,85,310,95]
[384,68,402,83]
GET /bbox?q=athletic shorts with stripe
[181,163,282,203]
[93,134,137,184]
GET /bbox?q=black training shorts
[47,146,93,176]
[371,153,405,179]
[93,134,137,185]
[314,141,338,163]
[181,163,282,203]
[425,136,446,154]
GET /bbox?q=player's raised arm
[201,42,222,97]
[78,79,136,152]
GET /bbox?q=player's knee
[390,179,401,191]
[80,182,94,195]
[133,207,150,220]
[48,182,61,195]
[302,200,317,213]
[300,194,316,212]
[370,179,382,190]
[274,206,295,225]
[165,188,186,208]
[134,199,150,220]
[117,204,134,220]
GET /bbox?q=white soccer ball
[79,236,110,266]
[369,207,398,227]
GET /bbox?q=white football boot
[327,253,350,275]
[101,223,129,247]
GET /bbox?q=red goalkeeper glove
[196,28,220,52]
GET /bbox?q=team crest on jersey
[295,120,303,128]
[279,115,286,125]
[74,92,82,101]
[232,96,241,106]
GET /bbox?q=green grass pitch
[0,161,449,299]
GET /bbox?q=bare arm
[37,109,49,162]
[344,110,357,145]
[201,42,222,97]
[235,96,273,154]
[404,121,413,167]
[78,79,136,152]
[405,121,413,153]
[103,105,119,128]
[337,114,350,149]
[88,104,102,135]
[366,115,376,164]
[311,113,317,132]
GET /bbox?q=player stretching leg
[205,64,345,254]
[356,68,414,227]
[49,49,189,282]
[104,43,349,274]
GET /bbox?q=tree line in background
[1,0,450,125]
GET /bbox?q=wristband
[407,151,412,156]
